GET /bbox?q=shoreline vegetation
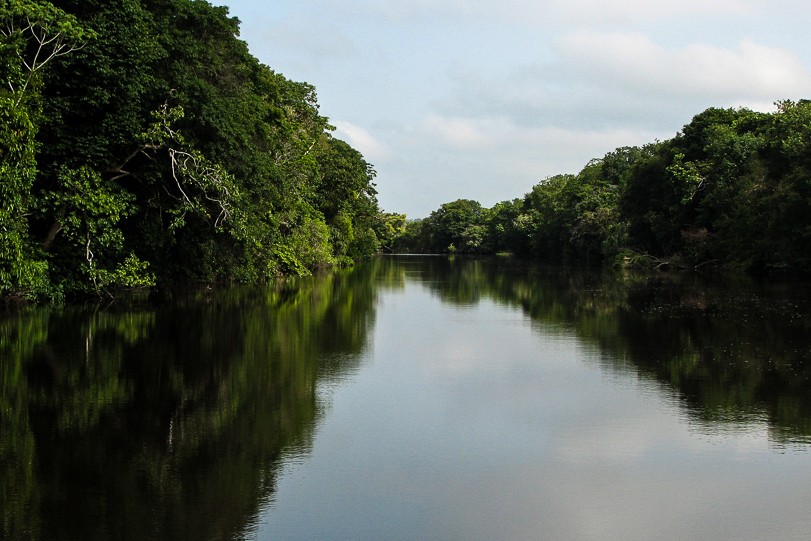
[1,0,406,305]
[2,1,810,306]
[396,101,811,278]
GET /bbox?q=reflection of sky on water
[257,279,811,541]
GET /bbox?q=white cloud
[322,0,540,23]
[333,121,391,161]
[384,112,666,214]
[225,0,811,217]
[316,0,772,28]
[422,115,493,149]
[559,32,811,101]
[433,32,811,144]
[322,0,759,27]
[552,0,757,24]
[418,112,666,166]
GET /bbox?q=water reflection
[395,255,811,445]
[1,266,379,540]
[2,256,811,540]
[262,257,811,541]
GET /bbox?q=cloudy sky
[222,0,811,218]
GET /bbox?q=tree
[0,0,91,300]
[620,142,685,256]
[485,199,522,254]
[0,0,91,103]
[2,0,386,299]
[423,199,487,253]
[374,212,406,253]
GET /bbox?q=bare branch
[5,8,88,106]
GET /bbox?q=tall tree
[0,0,91,300]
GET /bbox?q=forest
[3,2,811,306]
[397,102,811,276]
[0,0,404,303]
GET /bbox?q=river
[2,255,810,540]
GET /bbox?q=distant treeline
[396,101,811,275]
[1,0,405,302]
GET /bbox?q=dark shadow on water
[1,265,380,541]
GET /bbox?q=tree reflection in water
[410,256,811,445]
[2,256,810,540]
[1,264,380,540]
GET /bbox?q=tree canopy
[4,1,811,303]
[397,101,811,276]
[1,0,388,302]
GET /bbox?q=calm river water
[2,255,811,540]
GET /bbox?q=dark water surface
[2,256,811,540]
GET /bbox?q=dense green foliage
[398,102,811,275]
[1,0,387,302]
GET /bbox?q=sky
[220,0,811,218]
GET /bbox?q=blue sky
[221,0,811,218]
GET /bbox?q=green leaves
[402,100,811,274]
[0,72,47,299]
[139,104,241,230]
[1,0,386,302]
[41,165,154,296]
[0,0,94,101]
